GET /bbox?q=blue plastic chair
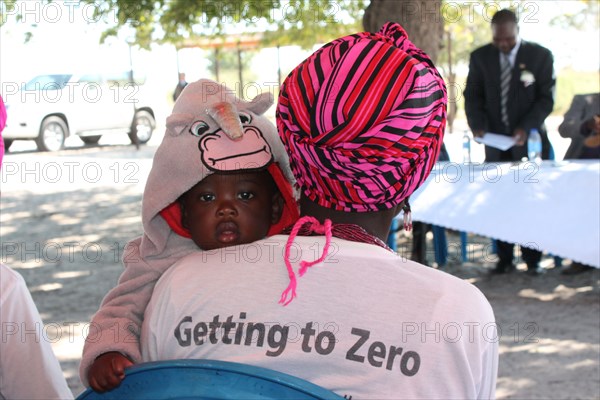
[386,218,399,251]
[77,359,343,400]
[431,225,448,265]
[457,231,495,263]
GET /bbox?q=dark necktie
[500,53,511,130]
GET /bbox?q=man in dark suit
[464,9,555,275]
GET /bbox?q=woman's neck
[298,196,398,242]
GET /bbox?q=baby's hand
[88,352,134,392]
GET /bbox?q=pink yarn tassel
[278,277,297,306]
[279,216,333,306]
[403,210,412,231]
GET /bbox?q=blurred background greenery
[2,0,598,120]
[554,69,599,115]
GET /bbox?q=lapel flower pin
[520,69,535,87]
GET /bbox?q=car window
[106,71,146,86]
[106,72,131,86]
[24,74,72,90]
[78,74,104,85]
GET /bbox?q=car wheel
[81,135,101,145]
[128,110,155,145]
[36,116,67,152]
[3,137,13,151]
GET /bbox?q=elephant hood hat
[142,79,298,257]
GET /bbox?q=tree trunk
[237,44,244,98]
[363,0,444,62]
[446,29,456,133]
[214,48,220,82]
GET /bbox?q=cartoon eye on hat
[239,112,252,124]
[190,120,210,137]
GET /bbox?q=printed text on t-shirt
[173,312,421,376]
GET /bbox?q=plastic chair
[386,218,399,251]
[431,225,448,266]
[458,231,495,263]
[76,359,343,400]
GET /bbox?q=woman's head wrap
[0,95,6,168]
[277,22,447,212]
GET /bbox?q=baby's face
[180,171,280,250]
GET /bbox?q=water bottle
[462,130,471,163]
[527,128,542,164]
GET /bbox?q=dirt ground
[1,142,598,399]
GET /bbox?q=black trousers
[496,240,541,266]
[411,221,428,264]
[485,134,550,267]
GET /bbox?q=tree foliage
[1,0,34,42]
[79,0,366,50]
[0,0,17,27]
[549,0,599,30]
[261,0,366,49]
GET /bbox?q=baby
[80,80,299,391]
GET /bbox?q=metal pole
[277,44,281,87]
[214,48,220,82]
[237,43,243,98]
[128,42,134,84]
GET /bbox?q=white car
[2,72,156,151]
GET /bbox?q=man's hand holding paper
[474,132,518,151]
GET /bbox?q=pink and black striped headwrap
[277,22,447,212]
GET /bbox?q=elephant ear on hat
[243,92,274,115]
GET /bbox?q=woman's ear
[394,201,405,218]
[271,192,284,224]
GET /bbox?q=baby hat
[142,79,298,256]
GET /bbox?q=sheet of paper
[474,132,517,151]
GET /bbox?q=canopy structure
[175,33,283,90]
[178,33,263,50]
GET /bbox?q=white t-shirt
[142,235,498,399]
[0,264,73,400]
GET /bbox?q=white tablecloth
[410,160,600,267]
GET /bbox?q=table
[410,160,600,268]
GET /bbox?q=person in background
[140,23,498,399]
[172,72,188,102]
[464,9,555,275]
[0,96,73,399]
[558,92,600,275]
[578,114,600,159]
[558,93,600,160]
[0,95,6,164]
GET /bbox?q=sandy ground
[1,132,599,399]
